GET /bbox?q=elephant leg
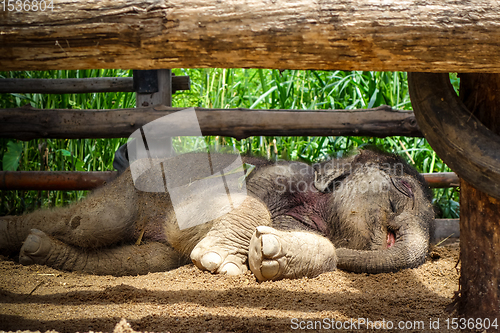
[185,195,272,276]
[248,226,337,281]
[0,216,23,253]
[0,172,138,252]
[19,229,187,276]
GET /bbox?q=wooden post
[134,69,173,156]
[458,74,500,322]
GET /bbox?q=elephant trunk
[336,213,431,274]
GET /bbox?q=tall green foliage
[0,69,459,218]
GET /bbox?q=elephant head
[315,149,435,273]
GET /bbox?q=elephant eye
[390,177,416,209]
[390,177,414,199]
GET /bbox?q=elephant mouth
[386,230,396,248]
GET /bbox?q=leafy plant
[2,141,23,171]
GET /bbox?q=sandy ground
[0,240,460,333]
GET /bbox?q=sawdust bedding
[0,240,460,333]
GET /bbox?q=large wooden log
[0,105,421,140]
[458,73,500,322]
[1,0,500,72]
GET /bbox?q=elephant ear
[113,143,130,175]
[408,73,500,200]
[313,156,355,193]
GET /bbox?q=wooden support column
[135,69,173,108]
[134,69,173,156]
[458,74,500,321]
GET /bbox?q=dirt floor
[0,240,460,333]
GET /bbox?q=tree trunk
[1,0,500,72]
[458,74,500,323]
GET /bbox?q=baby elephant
[0,149,434,281]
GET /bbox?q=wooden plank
[1,0,499,72]
[0,171,458,190]
[432,219,460,242]
[0,76,190,94]
[0,171,117,191]
[0,106,421,141]
[421,172,459,188]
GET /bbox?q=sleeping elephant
[0,148,434,281]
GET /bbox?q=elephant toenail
[190,246,201,262]
[261,234,281,258]
[19,255,35,265]
[22,234,42,254]
[261,260,279,279]
[200,252,222,272]
[255,226,275,237]
[220,262,240,275]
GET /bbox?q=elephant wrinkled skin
[0,149,434,281]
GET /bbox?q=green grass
[0,69,459,218]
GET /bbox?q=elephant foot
[248,226,338,281]
[189,196,272,276]
[190,237,248,276]
[19,229,55,265]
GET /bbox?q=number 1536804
[2,0,54,11]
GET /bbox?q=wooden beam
[0,171,117,191]
[0,76,190,94]
[458,73,500,320]
[421,172,460,188]
[0,171,457,190]
[0,105,421,140]
[1,0,499,72]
